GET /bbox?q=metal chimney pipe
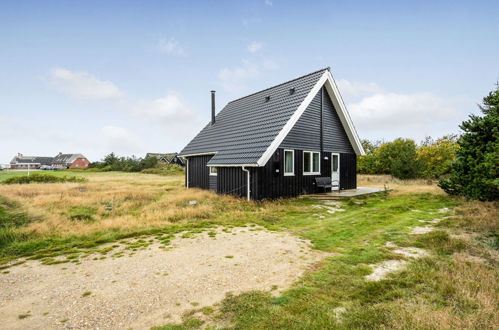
[211,90,216,125]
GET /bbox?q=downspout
[241,166,251,201]
[320,87,324,169]
[186,158,189,188]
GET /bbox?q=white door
[331,153,340,191]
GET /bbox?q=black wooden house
[178,68,365,200]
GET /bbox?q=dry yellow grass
[0,172,240,236]
[358,174,444,195]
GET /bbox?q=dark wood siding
[217,167,247,198]
[252,148,331,200]
[250,149,357,200]
[340,153,357,190]
[281,87,354,154]
[209,175,217,191]
[186,155,212,189]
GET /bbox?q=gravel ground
[0,227,326,329]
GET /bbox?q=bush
[89,153,160,172]
[68,206,96,221]
[377,138,422,179]
[358,136,461,180]
[417,135,459,179]
[3,173,87,184]
[439,86,499,201]
[141,164,185,176]
[358,140,383,174]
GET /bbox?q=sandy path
[0,227,326,329]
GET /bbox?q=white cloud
[101,125,144,154]
[247,41,263,54]
[335,79,471,141]
[218,58,279,92]
[336,79,384,101]
[218,61,260,92]
[265,0,273,6]
[349,92,461,129]
[132,91,193,121]
[48,68,123,100]
[157,38,185,56]
[242,18,262,27]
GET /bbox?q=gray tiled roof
[10,156,53,165]
[146,152,178,162]
[52,153,85,164]
[179,68,328,165]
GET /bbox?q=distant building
[51,153,90,169]
[10,153,54,169]
[10,152,90,169]
[146,152,185,167]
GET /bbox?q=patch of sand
[312,201,345,214]
[393,247,428,258]
[0,227,326,330]
[367,242,429,281]
[411,226,435,235]
[365,260,408,281]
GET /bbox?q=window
[209,167,217,176]
[284,150,294,176]
[303,151,320,175]
[303,152,311,173]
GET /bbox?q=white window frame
[283,149,295,176]
[303,151,321,175]
[209,166,217,176]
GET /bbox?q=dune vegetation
[0,170,497,329]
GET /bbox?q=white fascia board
[207,164,259,167]
[256,71,330,166]
[179,152,217,158]
[324,71,365,155]
[256,70,365,166]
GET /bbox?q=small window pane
[312,153,320,173]
[210,167,217,175]
[332,155,339,172]
[284,151,294,174]
[303,152,311,172]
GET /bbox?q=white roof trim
[206,164,259,167]
[324,70,365,156]
[180,152,217,158]
[256,70,364,167]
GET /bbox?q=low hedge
[3,173,87,184]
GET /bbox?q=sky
[1,0,498,163]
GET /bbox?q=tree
[358,139,382,174]
[417,135,459,178]
[377,138,421,179]
[103,152,119,167]
[439,86,499,201]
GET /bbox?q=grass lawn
[0,171,497,329]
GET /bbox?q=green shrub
[3,173,86,185]
[439,86,499,201]
[417,135,459,179]
[89,153,159,172]
[358,139,383,174]
[0,197,36,249]
[377,138,422,179]
[141,164,185,176]
[68,206,96,221]
[359,136,461,180]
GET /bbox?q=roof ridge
[227,67,330,104]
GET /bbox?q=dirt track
[0,227,326,329]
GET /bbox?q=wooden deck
[308,187,388,200]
